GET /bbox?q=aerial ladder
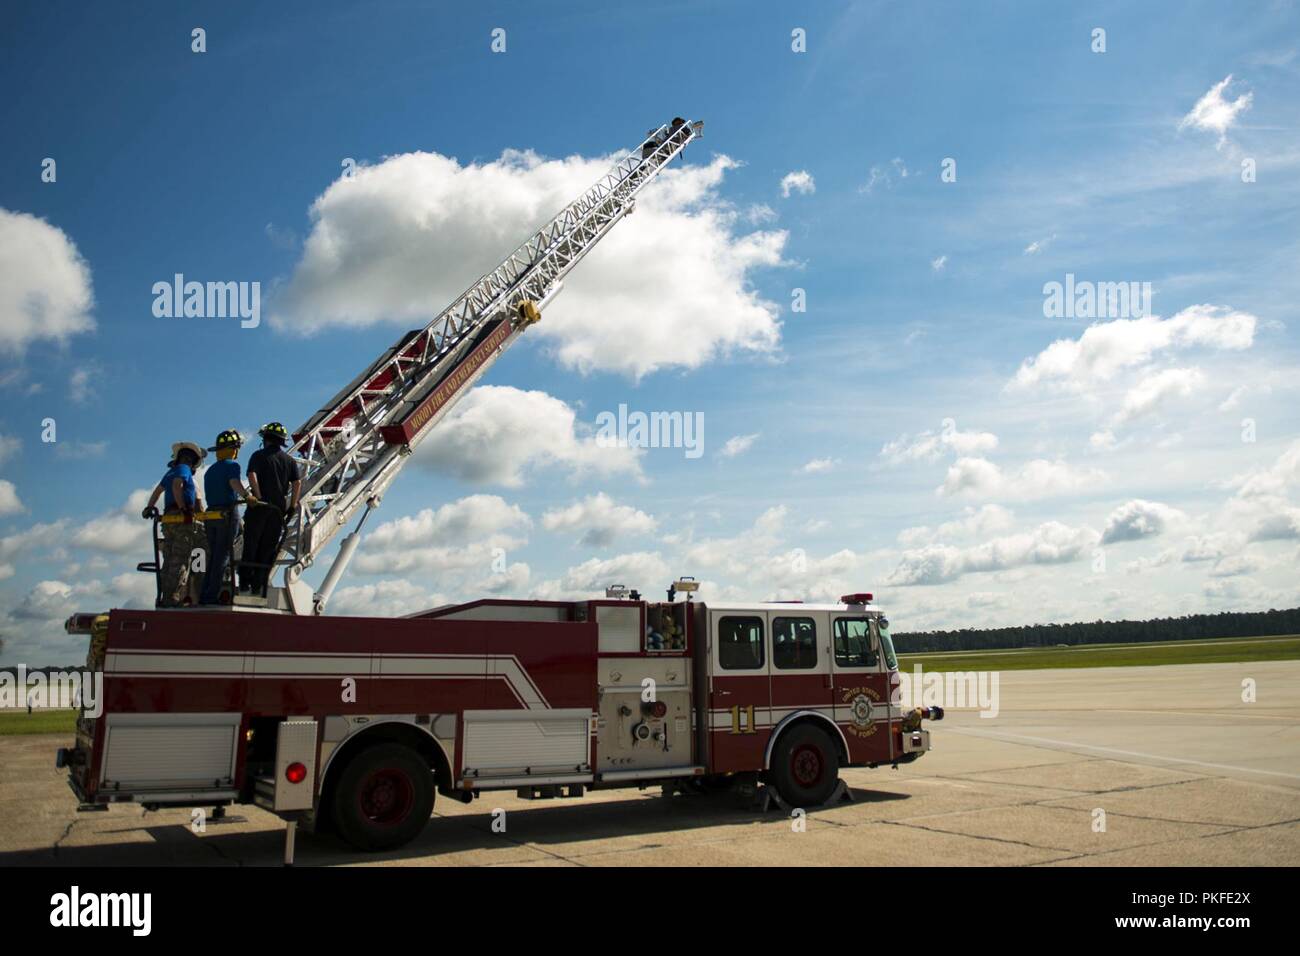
[258,118,704,615]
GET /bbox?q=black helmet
[208,429,244,452]
[259,422,289,444]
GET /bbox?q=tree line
[892,607,1300,653]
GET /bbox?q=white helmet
[170,441,206,464]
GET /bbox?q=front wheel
[768,724,840,808]
[331,743,434,851]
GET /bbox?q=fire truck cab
[59,587,941,852]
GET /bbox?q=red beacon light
[840,592,873,605]
[285,762,308,784]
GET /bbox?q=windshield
[874,618,898,671]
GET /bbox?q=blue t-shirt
[204,459,243,509]
[162,464,197,510]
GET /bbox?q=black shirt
[248,447,301,512]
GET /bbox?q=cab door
[829,614,891,764]
[708,610,771,772]
[768,610,833,726]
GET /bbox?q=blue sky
[2,0,1299,665]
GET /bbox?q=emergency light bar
[840,592,873,605]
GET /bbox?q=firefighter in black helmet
[239,422,302,598]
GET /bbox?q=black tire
[768,724,840,808]
[330,743,434,851]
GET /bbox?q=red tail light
[285,762,307,784]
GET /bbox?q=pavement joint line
[1020,777,1220,798]
[890,810,1257,860]
[949,756,1105,774]
[497,811,841,859]
[50,818,78,859]
[198,831,244,867]
[926,773,1093,795]
[449,811,591,867]
[1027,816,1300,866]
[947,727,1300,781]
[1033,798,1300,831]
[880,818,1076,857]
[1034,801,1248,830]
[1111,709,1299,721]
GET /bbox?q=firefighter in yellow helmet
[239,422,302,598]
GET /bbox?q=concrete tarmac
[2,660,1296,866]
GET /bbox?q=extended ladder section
[277,118,704,613]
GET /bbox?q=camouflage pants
[159,520,206,607]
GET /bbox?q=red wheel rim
[791,743,824,789]
[357,768,415,827]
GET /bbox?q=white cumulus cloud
[1111,367,1205,426]
[541,493,657,546]
[1100,499,1187,544]
[414,385,642,488]
[0,479,22,516]
[885,521,1099,586]
[938,458,1105,500]
[329,579,446,617]
[779,170,815,197]
[1009,305,1256,393]
[880,422,998,463]
[271,148,786,378]
[0,209,95,353]
[532,550,672,600]
[356,494,531,575]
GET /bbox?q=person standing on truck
[239,422,301,597]
[199,430,257,606]
[141,441,207,607]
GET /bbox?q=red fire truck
[61,590,940,851]
[56,118,942,853]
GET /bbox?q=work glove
[141,506,159,520]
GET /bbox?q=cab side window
[718,616,764,670]
[773,617,817,670]
[833,618,879,668]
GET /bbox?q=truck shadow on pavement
[3,785,910,867]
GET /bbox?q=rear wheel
[331,743,434,851]
[768,724,840,808]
